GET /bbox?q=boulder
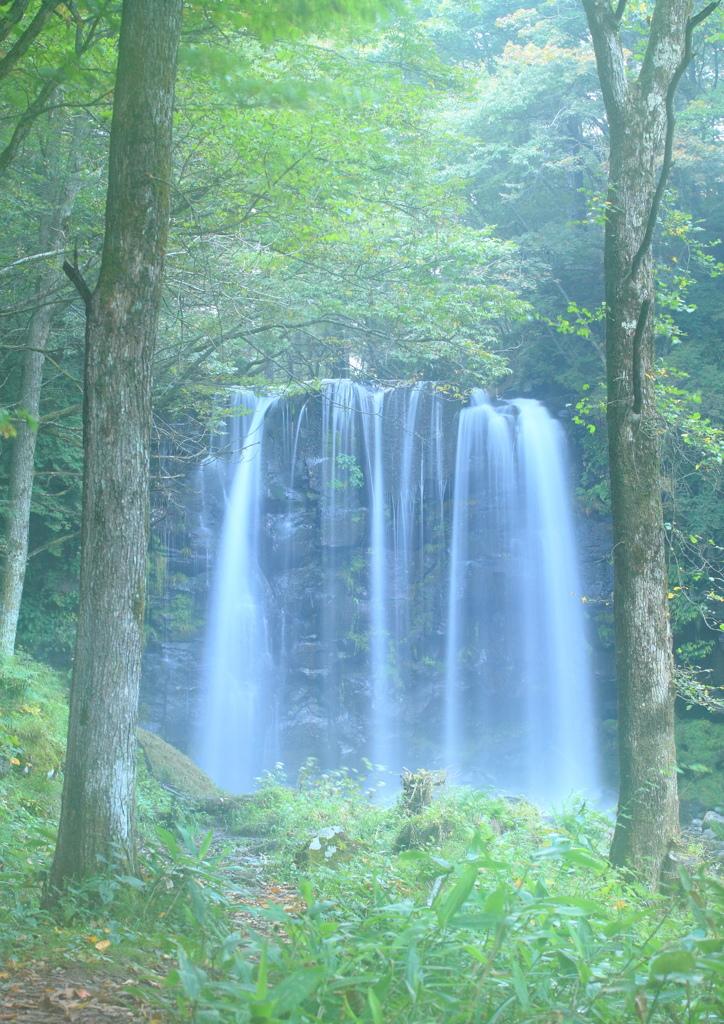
[702,810,724,827]
[137,728,221,799]
[294,825,360,867]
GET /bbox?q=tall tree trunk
[582,0,716,886]
[0,119,86,656]
[47,0,183,891]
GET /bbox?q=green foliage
[6,694,724,1020]
[0,654,68,781]
[676,716,724,810]
[138,785,724,1024]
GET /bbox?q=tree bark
[47,0,182,891]
[0,118,86,656]
[582,0,715,886]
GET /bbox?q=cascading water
[358,386,391,768]
[194,384,599,802]
[516,398,598,799]
[443,392,598,800]
[196,392,278,792]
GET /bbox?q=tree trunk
[582,0,714,886]
[47,0,182,891]
[0,119,86,656]
[604,115,679,882]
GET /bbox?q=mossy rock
[707,819,724,840]
[679,770,724,811]
[294,825,361,867]
[137,729,221,799]
[676,717,724,809]
[676,717,724,765]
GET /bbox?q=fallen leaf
[94,939,112,952]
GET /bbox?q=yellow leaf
[87,935,99,943]
[94,939,111,952]
[10,758,20,765]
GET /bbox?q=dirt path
[0,967,158,1024]
[0,835,299,1024]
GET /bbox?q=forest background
[3,0,724,693]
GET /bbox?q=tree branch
[629,1,720,282]
[28,531,80,559]
[0,0,30,44]
[62,258,92,310]
[582,0,629,116]
[38,402,83,424]
[0,0,60,85]
[0,249,65,276]
[0,74,63,177]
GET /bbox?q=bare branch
[0,249,65,276]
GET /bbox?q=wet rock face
[141,391,615,786]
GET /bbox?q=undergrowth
[4,657,724,1020]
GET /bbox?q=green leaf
[483,887,505,914]
[270,968,323,1015]
[404,944,420,1000]
[156,826,180,861]
[368,989,384,1024]
[256,944,269,1000]
[561,848,607,872]
[436,865,478,928]
[177,825,199,858]
[198,828,214,860]
[177,946,207,1002]
[115,874,146,889]
[450,912,503,931]
[695,938,724,953]
[511,961,530,1009]
[601,908,656,937]
[648,950,697,981]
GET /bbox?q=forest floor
[5,656,724,1022]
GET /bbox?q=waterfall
[515,398,598,799]
[194,384,599,802]
[358,386,390,768]
[443,392,598,800]
[196,392,278,792]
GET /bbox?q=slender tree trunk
[47,0,182,891]
[582,0,716,886]
[0,122,85,655]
